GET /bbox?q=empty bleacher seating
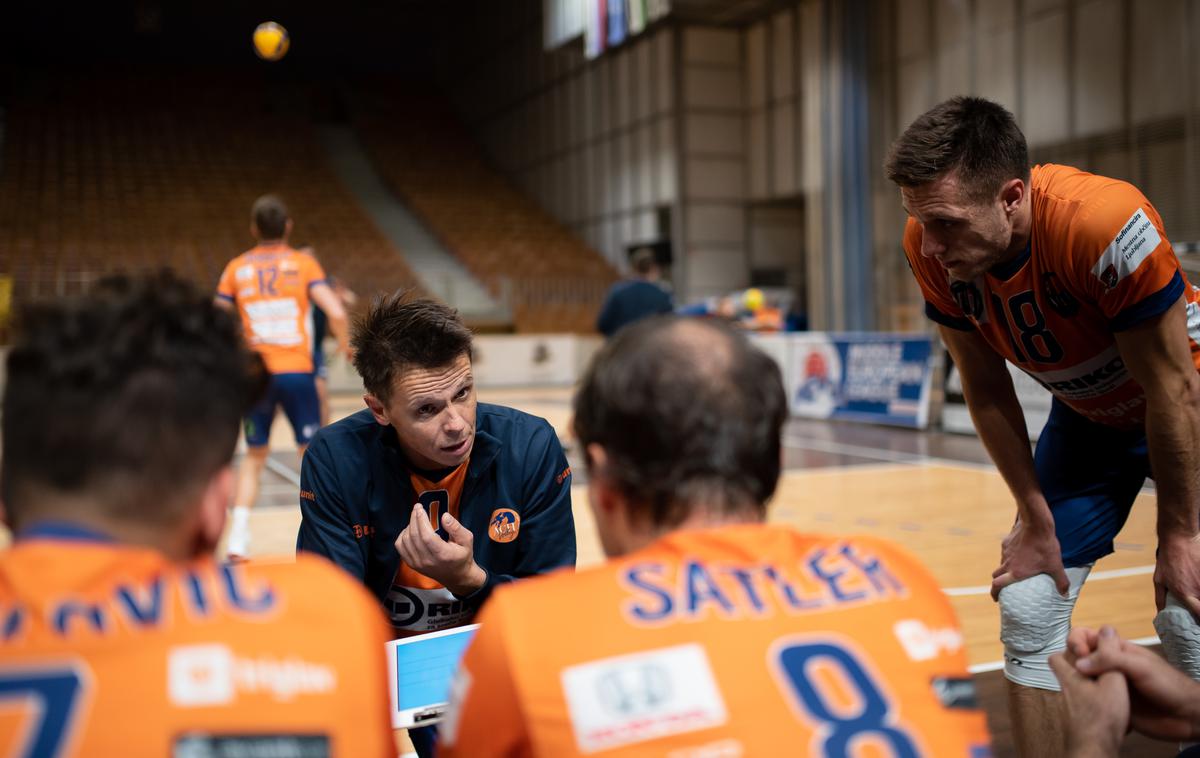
[0,69,422,337]
[350,81,617,333]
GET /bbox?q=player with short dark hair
[251,194,290,240]
[595,246,673,337]
[887,95,1200,755]
[0,271,395,756]
[350,295,475,404]
[440,316,990,756]
[886,95,1030,203]
[216,195,351,559]
[296,291,577,758]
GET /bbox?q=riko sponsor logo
[168,644,336,706]
[1024,345,1131,401]
[385,585,473,632]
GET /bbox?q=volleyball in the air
[253,22,290,61]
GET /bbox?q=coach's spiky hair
[351,291,473,402]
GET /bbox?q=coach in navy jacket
[295,294,576,634]
[298,402,575,615]
[295,294,575,758]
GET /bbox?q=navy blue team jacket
[296,403,577,619]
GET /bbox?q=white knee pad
[999,565,1093,690]
[1154,594,1200,681]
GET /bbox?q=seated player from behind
[0,272,394,757]
[440,316,992,756]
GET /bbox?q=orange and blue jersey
[0,523,395,757]
[440,524,991,757]
[296,403,576,636]
[216,244,327,375]
[907,163,1200,428]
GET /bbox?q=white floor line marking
[782,433,1158,493]
[782,434,994,471]
[264,456,301,487]
[945,565,1155,597]
[969,634,1160,674]
[776,462,920,479]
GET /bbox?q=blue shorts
[312,342,328,380]
[244,372,320,448]
[1035,398,1152,567]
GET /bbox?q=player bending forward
[887,96,1200,755]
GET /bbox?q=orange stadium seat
[349,80,617,333]
[0,71,422,315]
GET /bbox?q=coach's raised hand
[396,503,488,597]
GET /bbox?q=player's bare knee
[998,566,1092,690]
[1154,594,1200,680]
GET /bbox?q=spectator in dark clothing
[596,247,673,336]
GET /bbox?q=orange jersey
[216,244,327,374]
[907,163,1200,429]
[388,462,473,636]
[441,524,991,757]
[0,527,394,757]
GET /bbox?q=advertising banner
[788,334,934,428]
[943,357,1053,440]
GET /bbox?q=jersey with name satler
[0,535,395,757]
[440,524,991,757]
[907,163,1200,429]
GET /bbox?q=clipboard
[386,624,479,729]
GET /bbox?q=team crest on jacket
[488,509,521,543]
[1041,272,1080,317]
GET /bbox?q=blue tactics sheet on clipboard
[386,624,479,729]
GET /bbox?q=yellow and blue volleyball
[743,287,765,312]
[253,22,290,61]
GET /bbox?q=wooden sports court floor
[236,386,1171,757]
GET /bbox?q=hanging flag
[607,0,627,46]
[628,0,647,34]
[585,0,604,58]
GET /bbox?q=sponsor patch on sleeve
[1091,207,1162,289]
[561,643,727,754]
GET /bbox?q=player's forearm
[329,316,351,356]
[961,375,1053,524]
[1145,386,1200,539]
